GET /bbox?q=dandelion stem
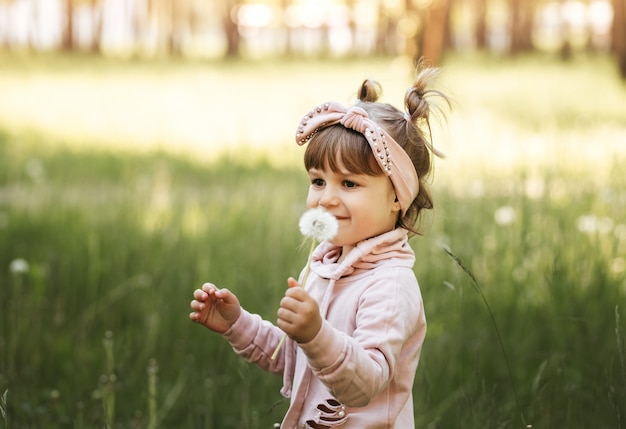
[444,247,526,427]
[271,333,288,361]
[298,239,317,289]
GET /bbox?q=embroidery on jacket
[305,398,348,428]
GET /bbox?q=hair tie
[295,101,419,216]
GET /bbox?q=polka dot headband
[295,101,419,216]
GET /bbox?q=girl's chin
[328,239,346,247]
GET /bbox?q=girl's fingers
[201,283,218,293]
[193,289,208,301]
[190,299,204,311]
[214,287,236,303]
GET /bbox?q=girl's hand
[189,283,241,333]
[277,277,322,344]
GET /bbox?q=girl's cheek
[305,192,318,208]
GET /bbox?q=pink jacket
[223,228,427,428]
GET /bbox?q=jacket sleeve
[298,269,425,407]
[222,309,287,375]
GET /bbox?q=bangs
[304,125,381,176]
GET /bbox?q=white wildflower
[494,206,516,226]
[9,258,29,275]
[576,215,597,233]
[611,257,625,274]
[524,177,545,200]
[298,207,338,242]
[596,217,614,235]
[577,215,614,235]
[468,180,484,198]
[25,158,45,182]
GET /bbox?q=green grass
[0,53,625,428]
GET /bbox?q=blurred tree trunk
[403,0,420,61]
[280,0,293,55]
[221,0,241,58]
[61,0,75,51]
[146,0,165,56]
[0,0,8,49]
[167,0,185,56]
[509,0,534,54]
[151,0,183,57]
[28,0,39,51]
[474,0,487,49]
[375,1,399,55]
[420,0,453,65]
[320,22,331,56]
[345,0,357,55]
[90,0,102,53]
[164,0,175,55]
[612,0,626,77]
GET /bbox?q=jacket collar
[310,228,415,281]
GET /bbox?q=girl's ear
[393,196,401,212]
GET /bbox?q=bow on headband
[295,101,419,216]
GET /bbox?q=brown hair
[304,64,451,235]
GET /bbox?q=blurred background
[0,0,623,63]
[1,1,626,428]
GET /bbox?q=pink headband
[295,101,419,216]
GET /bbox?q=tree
[612,0,626,77]
[474,0,488,49]
[90,0,102,53]
[61,0,75,51]
[221,0,241,58]
[419,0,453,65]
[375,2,400,56]
[508,0,535,54]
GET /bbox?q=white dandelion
[494,206,516,226]
[9,258,29,275]
[271,208,338,360]
[576,214,614,235]
[296,207,338,290]
[298,207,339,243]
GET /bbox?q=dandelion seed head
[494,206,516,226]
[577,215,597,233]
[9,258,29,275]
[468,180,484,198]
[25,158,45,182]
[597,217,614,235]
[299,207,338,242]
[524,177,545,200]
[611,257,625,274]
[577,214,614,235]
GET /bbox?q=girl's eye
[343,180,357,189]
[312,178,325,187]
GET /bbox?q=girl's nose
[319,186,339,208]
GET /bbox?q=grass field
[0,52,625,428]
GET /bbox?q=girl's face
[306,158,401,252]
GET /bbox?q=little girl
[190,65,450,428]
